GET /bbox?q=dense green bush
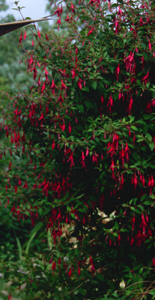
[1,0,155,299]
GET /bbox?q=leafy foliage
[1,0,155,299]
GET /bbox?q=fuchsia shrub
[1,0,155,299]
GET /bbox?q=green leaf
[92,81,97,90]
[149,143,154,151]
[16,237,22,260]
[146,133,152,142]
[25,222,43,254]
[149,290,155,297]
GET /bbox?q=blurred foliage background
[0,2,51,298]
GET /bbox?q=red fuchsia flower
[45,105,49,114]
[28,56,33,66]
[87,27,94,36]
[56,17,61,25]
[57,94,64,103]
[141,56,145,69]
[89,0,95,5]
[52,261,56,274]
[107,95,113,113]
[116,63,120,80]
[41,83,46,93]
[92,152,98,164]
[71,68,76,79]
[109,238,112,246]
[151,98,155,107]
[14,107,21,116]
[127,96,133,114]
[52,139,55,150]
[51,80,56,94]
[61,80,67,90]
[14,185,17,193]
[19,32,22,43]
[107,142,115,157]
[141,213,147,225]
[124,52,135,73]
[11,136,14,144]
[86,147,89,156]
[81,151,85,161]
[89,0,101,5]
[8,293,12,300]
[80,151,86,168]
[54,6,63,17]
[152,257,155,267]
[131,174,138,189]
[9,161,12,170]
[71,2,75,12]
[130,236,134,246]
[118,5,122,15]
[68,267,72,277]
[78,78,83,89]
[108,1,111,11]
[139,174,145,187]
[37,29,41,38]
[145,214,149,223]
[110,160,115,179]
[114,19,119,34]
[67,151,74,168]
[132,214,135,231]
[135,230,142,247]
[148,175,154,195]
[45,33,49,41]
[24,30,27,40]
[78,266,81,275]
[89,255,95,272]
[65,14,71,22]
[147,227,152,238]
[39,113,44,121]
[139,17,144,26]
[118,232,121,246]
[32,39,34,47]
[91,264,95,273]
[140,213,147,237]
[112,132,119,151]
[145,101,152,113]
[101,95,104,104]
[59,120,65,131]
[119,145,125,166]
[33,67,37,80]
[44,67,48,76]
[17,206,20,220]
[68,123,72,134]
[59,69,66,77]
[148,40,152,51]
[125,142,129,162]
[37,77,41,87]
[142,72,149,84]
[23,181,28,189]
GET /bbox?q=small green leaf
[149,290,155,297]
[92,81,97,90]
[149,143,154,151]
